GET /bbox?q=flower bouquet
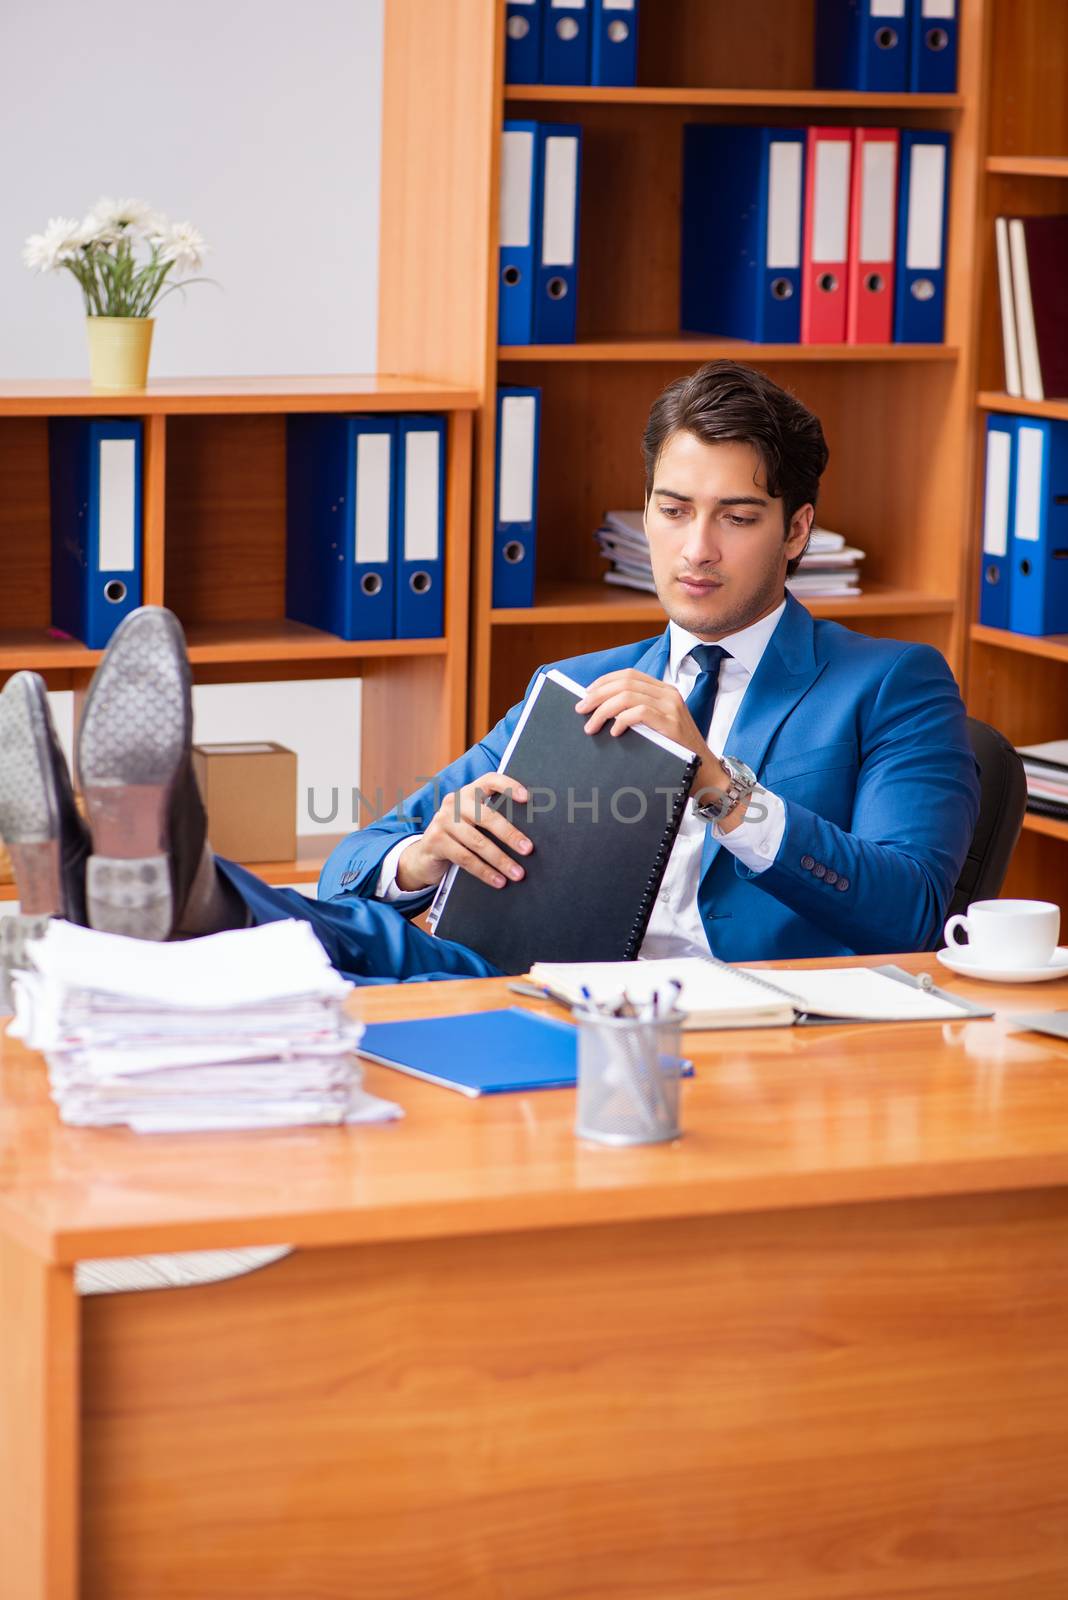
[23,198,211,390]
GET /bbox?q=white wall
[1,0,384,377]
[5,0,386,879]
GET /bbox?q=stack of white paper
[594,513,865,600]
[786,527,866,598]
[9,919,401,1133]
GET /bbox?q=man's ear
[786,503,815,560]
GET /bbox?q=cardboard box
[192,742,297,864]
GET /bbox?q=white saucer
[936,945,1068,983]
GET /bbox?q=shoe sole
[77,609,191,941]
[0,672,65,916]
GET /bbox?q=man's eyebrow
[652,488,768,507]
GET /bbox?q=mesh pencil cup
[574,1010,684,1146]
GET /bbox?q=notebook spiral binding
[622,754,701,959]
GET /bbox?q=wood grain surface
[4,953,1068,1264]
[79,1189,1068,1600]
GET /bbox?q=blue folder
[909,0,957,93]
[499,120,543,346]
[681,124,805,343]
[358,1008,579,1096]
[532,122,582,344]
[286,414,396,641]
[541,0,591,83]
[48,418,143,649]
[493,385,541,607]
[1009,417,1068,637]
[505,0,542,82]
[893,130,950,343]
[814,0,910,91]
[979,415,1015,630]
[590,0,638,86]
[394,415,446,639]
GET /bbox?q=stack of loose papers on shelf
[594,513,864,600]
[785,526,866,599]
[8,919,401,1133]
[1017,739,1068,821]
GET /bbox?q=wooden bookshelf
[0,380,476,806]
[962,0,1068,902]
[379,0,987,735]
[506,86,965,110]
[499,339,960,363]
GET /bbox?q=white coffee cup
[943,898,1061,970]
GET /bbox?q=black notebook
[430,669,700,974]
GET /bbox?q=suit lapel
[699,595,828,883]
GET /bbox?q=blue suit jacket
[320,596,980,962]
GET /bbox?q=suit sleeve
[317,672,542,911]
[737,644,981,953]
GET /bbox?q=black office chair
[944,717,1027,922]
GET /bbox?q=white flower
[82,196,164,245]
[22,216,85,272]
[156,220,208,273]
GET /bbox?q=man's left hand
[574,669,745,831]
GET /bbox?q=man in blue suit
[0,361,978,981]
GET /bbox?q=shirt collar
[667,598,787,683]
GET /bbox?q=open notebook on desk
[528,956,993,1029]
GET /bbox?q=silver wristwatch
[691,755,757,823]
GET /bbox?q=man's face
[644,430,813,641]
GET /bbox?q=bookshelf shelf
[0,376,479,418]
[500,340,959,365]
[505,86,965,111]
[970,624,1068,664]
[1022,813,1068,844]
[493,582,958,628]
[985,155,1068,178]
[978,392,1068,421]
[0,624,451,673]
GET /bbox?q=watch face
[723,757,757,787]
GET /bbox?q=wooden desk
[3,952,1068,1599]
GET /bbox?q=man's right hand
[395,774,534,893]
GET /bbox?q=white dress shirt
[377,604,788,959]
[638,604,787,959]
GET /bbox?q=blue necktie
[684,643,730,739]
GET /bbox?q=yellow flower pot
[86,316,154,391]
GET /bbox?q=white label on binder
[812,140,850,263]
[98,439,136,571]
[870,0,906,15]
[905,144,946,271]
[501,130,535,249]
[550,1,585,8]
[404,431,441,562]
[603,0,635,8]
[767,142,802,269]
[542,136,578,266]
[1015,427,1044,543]
[983,429,1011,558]
[355,433,391,565]
[860,140,897,262]
[923,0,955,18]
[499,395,536,524]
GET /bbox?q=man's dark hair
[641,361,830,576]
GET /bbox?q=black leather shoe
[0,670,89,922]
[76,607,206,940]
